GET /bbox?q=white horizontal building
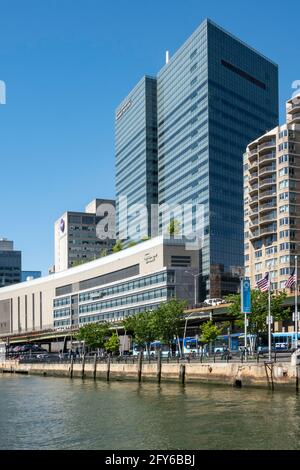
[0,237,199,337]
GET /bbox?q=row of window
[279,180,296,189]
[279,167,295,177]
[278,130,296,139]
[253,242,296,258]
[79,303,161,324]
[255,271,293,282]
[79,271,174,303]
[79,287,174,314]
[53,297,71,308]
[280,267,294,275]
[254,255,294,270]
[266,246,277,255]
[54,319,71,328]
[279,217,296,226]
[279,204,296,214]
[279,230,296,239]
[53,308,71,319]
[278,154,296,164]
[0,267,20,271]
[279,192,297,201]
[278,142,296,152]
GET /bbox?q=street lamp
[182,311,195,358]
[185,271,201,307]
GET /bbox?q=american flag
[256,272,270,292]
[285,269,296,289]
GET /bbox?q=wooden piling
[157,351,162,384]
[179,363,186,385]
[70,356,74,379]
[137,351,143,383]
[106,354,111,382]
[81,354,85,379]
[93,354,97,380]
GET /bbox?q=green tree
[123,310,157,354]
[72,258,89,267]
[76,322,110,350]
[112,240,123,253]
[123,300,187,355]
[104,333,120,355]
[99,248,108,258]
[128,240,137,247]
[167,219,181,236]
[122,315,136,336]
[199,321,220,344]
[226,290,290,336]
[154,299,187,354]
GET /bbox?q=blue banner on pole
[241,278,251,314]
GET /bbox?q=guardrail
[7,350,293,365]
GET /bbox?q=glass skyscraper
[115,76,158,241]
[115,18,279,299]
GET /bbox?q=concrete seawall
[1,359,299,390]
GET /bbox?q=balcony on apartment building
[259,188,277,202]
[259,200,277,212]
[259,164,276,176]
[258,138,276,153]
[259,151,277,165]
[260,211,277,224]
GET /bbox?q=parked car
[203,298,226,307]
[35,353,61,361]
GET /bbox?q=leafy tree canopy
[167,219,181,236]
[153,299,187,345]
[124,310,157,348]
[226,290,290,336]
[104,333,120,354]
[122,299,187,349]
[76,322,110,350]
[199,321,220,344]
[72,258,89,267]
[112,240,123,253]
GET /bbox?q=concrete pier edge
[1,360,300,391]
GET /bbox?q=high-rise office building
[0,239,22,287]
[115,19,279,300]
[55,198,116,272]
[244,94,300,290]
[115,76,158,241]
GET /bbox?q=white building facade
[0,237,199,337]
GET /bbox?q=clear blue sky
[0,0,299,274]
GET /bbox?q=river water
[0,375,300,450]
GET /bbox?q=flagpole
[295,256,298,350]
[268,269,272,362]
[241,278,248,362]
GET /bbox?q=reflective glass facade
[0,250,21,287]
[52,269,176,327]
[115,76,158,240]
[157,19,278,298]
[115,19,279,299]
